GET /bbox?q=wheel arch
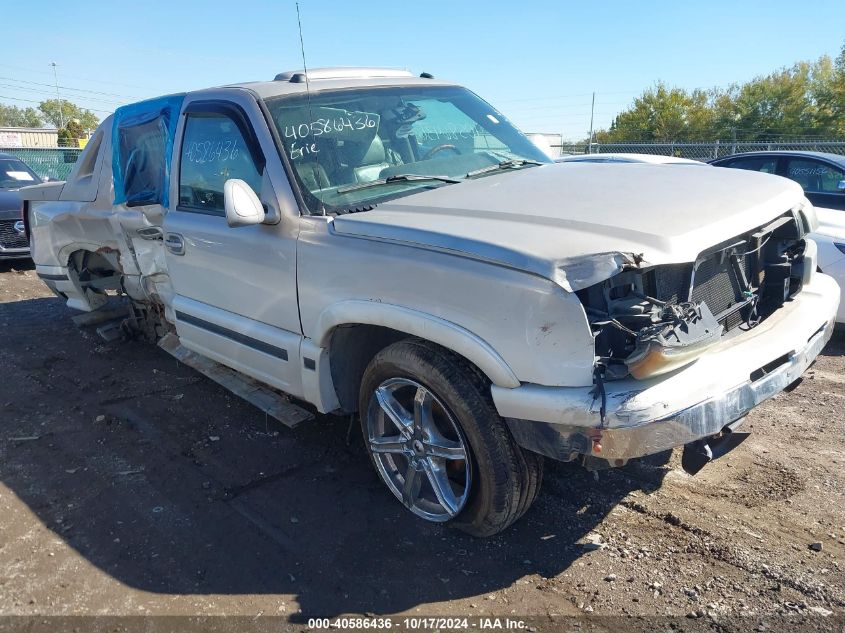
[42,245,124,312]
[62,245,123,275]
[316,300,520,413]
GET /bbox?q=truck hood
[331,162,807,290]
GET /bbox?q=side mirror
[224,179,264,228]
[837,180,845,191]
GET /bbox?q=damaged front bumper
[494,273,839,463]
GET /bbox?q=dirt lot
[1,260,844,627]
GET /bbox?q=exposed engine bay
[578,212,809,382]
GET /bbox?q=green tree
[601,83,715,142]
[594,40,845,142]
[813,44,845,136]
[57,120,86,147]
[728,61,817,140]
[0,104,43,127]
[38,99,99,132]
[77,109,100,133]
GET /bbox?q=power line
[0,75,142,100]
[0,62,150,91]
[515,114,616,123]
[505,99,636,113]
[0,94,113,115]
[497,90,642,104]
[0,94,44,104]
[0,83,126,106]
[510,102,593,111]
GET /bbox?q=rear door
[162,90,305,398]
[780,157,845,211]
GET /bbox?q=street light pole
[51,62,64,129]
[587,91,596,154]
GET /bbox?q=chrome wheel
[366,377,471,522]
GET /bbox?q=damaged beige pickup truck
[20,68,840,536]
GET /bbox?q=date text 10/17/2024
[307,616,531,630]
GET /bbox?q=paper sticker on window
[277,106,380,161]
[790,166,828,176]
[5,171,35,181]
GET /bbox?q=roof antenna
[296,1,325,215]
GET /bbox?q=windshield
[264,85,550,213]
[0,157,40,190]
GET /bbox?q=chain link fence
[1,147,83,181]
[552,140,845,160]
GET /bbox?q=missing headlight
[581,275,722,380]
[578,212,807,381]
[624,302,722,379]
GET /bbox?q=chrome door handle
[164,233,185,255]
[136,226,163,240]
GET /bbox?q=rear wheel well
[327,324,493,414]
[67,248,122,291]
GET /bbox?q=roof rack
[274,67,414,83]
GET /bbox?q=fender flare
[314,300,521,388]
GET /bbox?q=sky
[2,0,843,141]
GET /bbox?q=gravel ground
[0,260,843,630]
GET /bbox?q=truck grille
[690,252,753,331]
[647,211,807,335]
[649,243,761,333]
[691,254,750,315]
[651,252,752,322]
[653,262,691,305]
[0,219,27,249]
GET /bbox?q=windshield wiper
[466,159,543,178]
[337,173,461,194]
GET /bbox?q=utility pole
[587,91,596,154]
[51,62,64,129]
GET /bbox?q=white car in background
[556,152,706,165]
[813,207,845,323]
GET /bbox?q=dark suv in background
[710,151,845,211]
[0,152,40,260]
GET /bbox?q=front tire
[359,339,543,536]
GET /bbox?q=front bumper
[0,248,30,259]
[494,273,840,462]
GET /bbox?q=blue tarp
[112,95,184,208]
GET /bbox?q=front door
[162,91,304,398]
